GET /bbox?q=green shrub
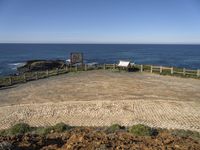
[171,129,200,140]
[9,123,31,135]
[129,124,157,136]
[0,130,9,136]
[34,123,71,135]
[106,124,124,133]
[53,122,71,132]
[34,127,53,135]
[0,123,72,136]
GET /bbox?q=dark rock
[17,60,66,73]
[0,141,13,150]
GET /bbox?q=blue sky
[0,0,200,43]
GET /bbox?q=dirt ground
[0,70,200,131]
[0,127,200,150]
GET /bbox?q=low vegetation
[106,124,125,133]
[1,123,200,141]
[9,123,31,135]
[129,124,158,136]
[34,122,73,135]
[0,123,31,136]
[0,122,200,150]
[0,122,72,136]
[171,129,200,141]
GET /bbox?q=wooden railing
[0,64,106,88]
[135,64,200,78]
[0,64,199,88]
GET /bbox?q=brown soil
[0,127,199,150]
[1,70,200,106]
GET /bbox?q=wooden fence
[0,64,199,88]
[0,64,111,88]
[136,64,200,78]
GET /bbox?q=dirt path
[0,70,200,130]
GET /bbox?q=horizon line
[0,42,200,45]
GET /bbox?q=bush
[0,130,9,136]
[171,129,200,140]
[34,127,53,135]
[0,123,72,136]
[129,124,158,136]
[34,123,72,135]
[9,123,31,135]
[53,122,71,132]
[106,124,124,133]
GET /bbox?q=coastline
[1,44,200,76]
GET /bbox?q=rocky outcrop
[17,60,66,73]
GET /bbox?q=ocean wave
[87,62,98,66]
[8,62,26,70]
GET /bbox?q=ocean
[0,44,200,76]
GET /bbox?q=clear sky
[0,0,200,44]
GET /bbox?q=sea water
[0,44,200,76]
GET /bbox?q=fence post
[75,65,78,72]
[183,68,186,76]
[9,76,12,85]
[23,73,26,82]
[35,72,38,80]
[113,64,116,70]
[69,65,72,72]
[65,66,67,72]
[46,70,49,77]
[197,69,200,77]
[65,66,68,72]
[171,67,173,75]
[160,66,162,74]
[140,65,143,72]
[150,65,153,73]
[84,64,87,71]
[103,64,106,70]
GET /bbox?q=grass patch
[0,122,72,136]
[0,123,32,136]
[0,130,9,136]
[171,129,200,141]
[129,124,158,136]
[34,122,72,135]
[33,127,53,135]
[53,122,72,132]
[9,123,31,135]
[106,124,125,133]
